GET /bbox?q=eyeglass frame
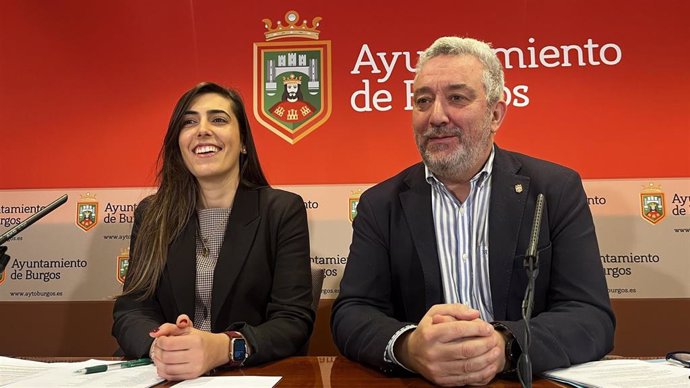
[665,351,690,368]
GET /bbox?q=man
[269,73,316,123]
[331,36,615,386]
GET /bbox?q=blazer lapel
[211,187,260,325]
[488,147,529,320]
[400,164,443,310]
[166,213,197,317]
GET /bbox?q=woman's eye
[181,118,196,127]
[212,117,229,124]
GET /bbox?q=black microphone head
[525,193,546,260]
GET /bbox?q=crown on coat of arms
[282,74,303,85]
[262,10,321,41]
[641,182,663,193]
[79,192,97,202]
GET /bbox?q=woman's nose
[196,119,212,136]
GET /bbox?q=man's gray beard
[417,122,493,181]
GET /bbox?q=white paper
[0,358,163,388]
[173,376,282,387]
[0,357,57,386]
[544,359,690,388]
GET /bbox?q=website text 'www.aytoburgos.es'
[8,290,63,298]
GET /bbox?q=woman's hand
[149,314,230,381]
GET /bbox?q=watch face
[232,338,247,361]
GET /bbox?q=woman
[113,82,314,380]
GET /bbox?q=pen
[74,358,153,374]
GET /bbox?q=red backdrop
[1,0,688,189]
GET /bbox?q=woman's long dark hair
[121,82,268,300]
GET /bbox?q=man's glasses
[666,351,690,368]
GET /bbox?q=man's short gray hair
[416,36,505,107]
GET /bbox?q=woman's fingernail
[150,327,159,334]
[180,319,188,325]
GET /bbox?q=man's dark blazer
[113,186,314,366]
[331,146,615,374]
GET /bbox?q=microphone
[517,193,545,388]
[525,193,545,264]
[0,194,68,272]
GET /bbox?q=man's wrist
[393,330,413,370]
[491,322,520,374]
[384,324,417,373]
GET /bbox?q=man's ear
[490,100,507,134]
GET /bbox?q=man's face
[286,83,299,99]
[412,55,505,180]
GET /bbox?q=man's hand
[394,304,506,386]
[149,314,230,381]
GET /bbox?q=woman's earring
[241,146,247,154]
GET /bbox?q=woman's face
[178,93,243,184]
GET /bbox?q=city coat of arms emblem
[349,190,362,223]
[254,10,332,144]
[640,183,666,225]
[117,248,129,285]
[76,193,98,231]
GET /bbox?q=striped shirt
[426,147,495,321]
[384,148,497,368]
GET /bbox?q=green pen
[74,358,153,374]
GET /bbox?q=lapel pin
[515,184,523,193]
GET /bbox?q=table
[182,356,565,387]
[26,356,565,387]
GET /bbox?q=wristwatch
[224,331,249,367]
[492,323,520,374]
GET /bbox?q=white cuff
[383,324,417,373]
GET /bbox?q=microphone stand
[517,194,545,388]
[518,249,538,388]
[0,194,69,274]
